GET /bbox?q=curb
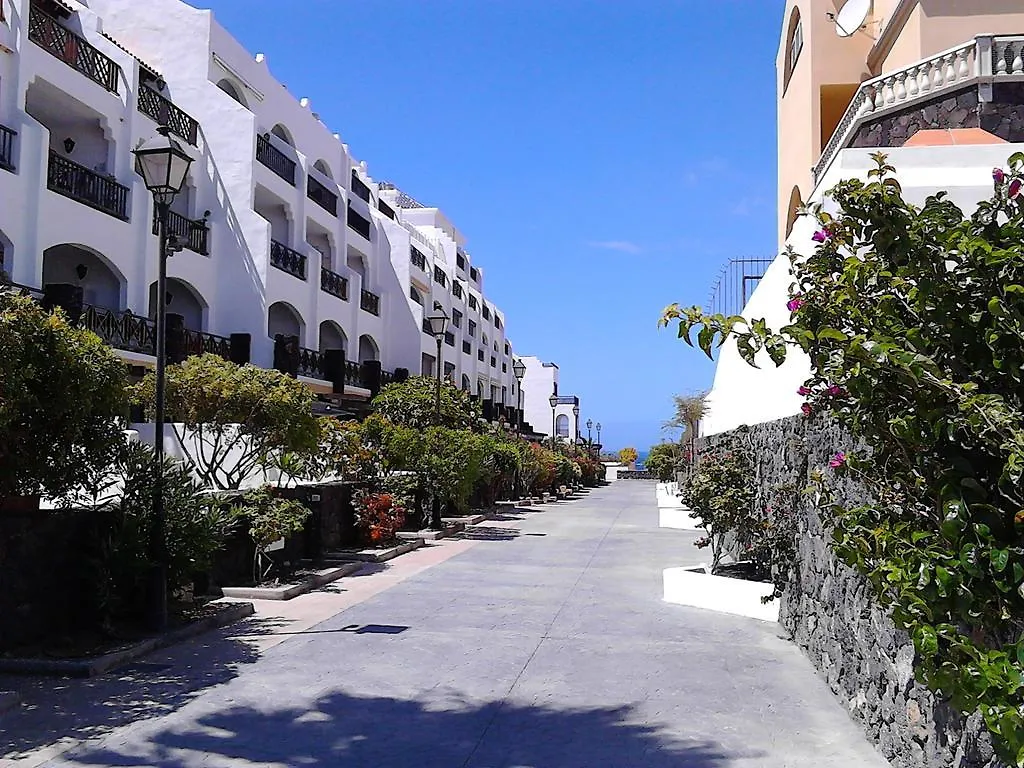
[396,522,465,542]
[0,601,255,678]
[220,562,363,600]
[327,539,424,563]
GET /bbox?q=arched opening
[306,219,333,270]
[347,250,367,283]
[785,186,803,238]
[319,320,347,354]
[555,414,570,438]
[216,78,247,108]
[461,374,471,392]
[313,159,334,179]
[783,8,803,92]
[267,300,304,340]
[42,243,123,311]
[357,334,379,363]
[270,123,295,147]
[148,277,206,330]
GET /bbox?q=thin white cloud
[588,240,643,255]
[683,157,730,186]
[730,196,771,217]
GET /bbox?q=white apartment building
[519,356,583,442]
[0,0,520,412]
[703,0,1024,435]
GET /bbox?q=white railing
[813,35,1024,184]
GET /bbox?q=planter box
[219,562,362,601]
[663,565,779,623]
[395,521,465,541]
[443,513,489,526]
[326,539,423,564]
[659,507,703,531]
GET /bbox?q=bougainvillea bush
[661,152,1024,763]
[354,492,406,546]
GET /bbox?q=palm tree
[662,391,709,462]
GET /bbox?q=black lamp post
[512,358,526,434]
[596,422,602,452]
[426,304,449,529]
[572,403,580,443]
[549,393,558,450]
[133,126,194,632]
[586,418,593,447]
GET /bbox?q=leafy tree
[474,433,522,506]
[618,447,639,467]
[0,287,127,502]
[371,376,482,431]
[646,442,683,482]
[417,427,484,515]
[132,354,319,490]
[228,486,311,583]
[661,152,1024,764]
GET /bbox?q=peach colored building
[706,0,1024,435]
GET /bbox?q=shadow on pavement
[453,525,521,542]
[61,688,754,767]
[0,615,283,761]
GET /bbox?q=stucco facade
[706,0,1024,435]
[0,0,522,408]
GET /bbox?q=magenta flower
[801,403,813,416]
[994,168,1006,184]
[829,452,847,469]
[811,230,830,243]
[1010,179,1022,199]
[787,297,805,312]
[797,386,811,396]
[826,384,846,397]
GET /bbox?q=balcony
[410,246,427,271]
[182,327,232,360]
[345,360,362,387]
[47,151,129,220]
[307,176,338,216]
[298,347,325,380]
[320,267,348,300]
[814,35,1024,184]
[351,171,371,203]
[347,204,371,240]
[28,6,119,94]
[256,134,296,185]
[360,288,380,316]
[82,304,155,355]
[153,209,209,256]
[137,86,198,146]
[270,239,306,280]
[0,124,15,172]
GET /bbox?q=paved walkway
[1,482,889,767]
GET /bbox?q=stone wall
[703,417,1001,768]
[851,82,1024,149]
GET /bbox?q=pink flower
[801,403,813,416]
[1010,179,1022,199]
[993,168,1006,184]
[811,230,830,243]
[797,386,811,396]
[787,297,805,312]
[826,384,846,397]
[829,452,847,468]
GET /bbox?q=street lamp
[596,422,602,452]
[572,403,580,443]
[426,304,448,530]
[549,393,558,450]
[133,126,194,632]
[586,418,593,447]
[512,358,526,434]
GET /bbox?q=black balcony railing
[82,304,155,355]
[137,86,198,146]
[29,6,119,93]
[347,204,371,240]
[320,267,348,300]
[360,289,380,316]
[182,327,232,359]
[47,151,129,220]
[307,175,338,215]
[351,171,371,202]
[345,360,362,386]
[410,246,426,271]
[153,208,209,255]
[270,239,306,280]
[0,124,15,172]
[298,346,326,379]
[256,134,296,185]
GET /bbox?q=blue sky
[200,0,782,451]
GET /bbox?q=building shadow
[61,688,753,767]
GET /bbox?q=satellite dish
[835,0,871,37]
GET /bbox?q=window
[409,286,422,304]
[433,266,447,286]
[504,342,510,356]
[470,266,479,282]
[469,295,478,310]
[490,356,496,368]
[456,253,466,270]
[495,315,501,329]
[478,350,485,362]
[452,282,464,299]
[482,333,489,346]
[555,414,570,438]
[502,362,507,373]
[468,320,477,337]
[422,318,432,335]
[445,331,455,347]
[482,305,491,321]
[452,309,462,329]
[463,340,472,355]
[784,9,803,90]
[444,361,456,377]
[410,246,426,271]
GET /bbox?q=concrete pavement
[1,481,889,767]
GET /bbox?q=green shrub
[371,376,482,431]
